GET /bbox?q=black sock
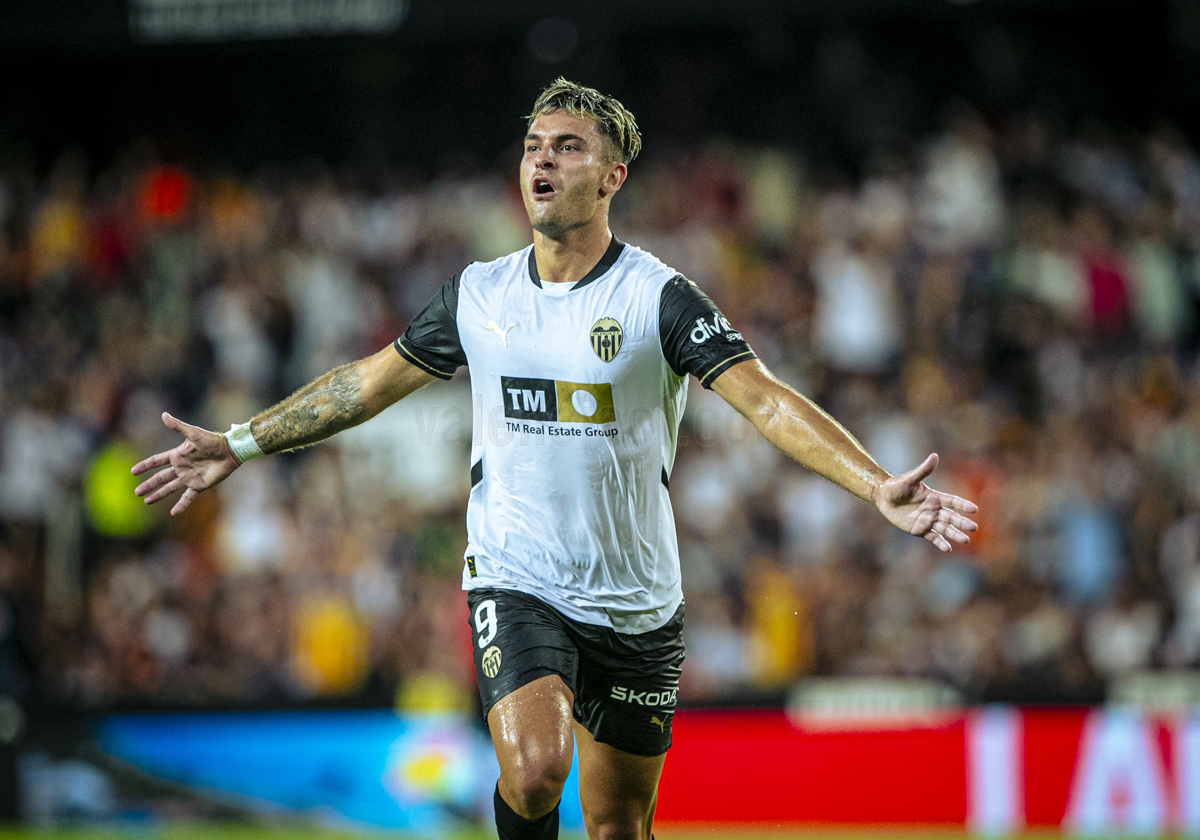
[494,783,559,840]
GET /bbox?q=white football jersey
[396,238,754,633]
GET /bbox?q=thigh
[572,602,685,757]
[490,674,577,813]
[573,719,664,838]
[467,588,579,720]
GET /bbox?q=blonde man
[134,79,978,840]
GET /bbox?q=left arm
[711,359,978,553]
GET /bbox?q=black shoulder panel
[394,272,466,380]
[658,275,756,388]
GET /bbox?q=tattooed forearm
[250,362,369,454]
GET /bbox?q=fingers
[131,451,173,476]
[888,458,980,553]
[914,505,975,553]
[938,493,979,515]
[134,413,202,475]
[134,466,188,505]
[925,519,969,551]
[928,508,973,543]
[941,523,971,544]
[163,412,200,440]
[134,415,214,516]
[936,507,979,533]
[134,466,176,498]
[170,487,198,517]
[142,477,185,505]
[902,452,939,485]
[925,530,953,553]
[133,465,203,508]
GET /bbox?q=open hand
[131,413,241,516]
[876,453,979,553]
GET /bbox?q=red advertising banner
[655,707,1200,834]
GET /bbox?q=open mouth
[533,177,556,196]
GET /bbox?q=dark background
[0,0,1195,175]
[1,0,1199,717]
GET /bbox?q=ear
[599,161,627,198]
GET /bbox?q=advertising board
[95,707,1200,834]
[657,707,1200,835]
[97,711,584,832]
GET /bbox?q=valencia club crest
[590,317,623,362]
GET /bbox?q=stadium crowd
[1,106,1199,711]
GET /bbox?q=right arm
[131,346,435,515]
[251,344,434,454]
[137,270,466,516]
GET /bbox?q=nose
[533,146,555,169]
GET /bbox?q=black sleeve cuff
[394,338,458,380]
[697,350,757,389]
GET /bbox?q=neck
[532,214,613,284]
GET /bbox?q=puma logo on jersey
[486,320,517,348]
[651,714,670,732]
[689,313,741,344]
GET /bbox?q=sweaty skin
[711,359,978,553]
[131,346,433,516]
[521,111,627,285]
[250,362,367,453]
[488,676,576,819]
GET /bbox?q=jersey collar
[527,236,626,291]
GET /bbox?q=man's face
[521,110,623,238]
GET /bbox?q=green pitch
[0,829,365,840]
[0,829,362,840]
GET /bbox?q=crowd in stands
[1,105,1200,711]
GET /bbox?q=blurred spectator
[1072,203,1133,338]
[1,102,1199,713]
[0,397,89,525]
[1085,595,1162,679]
[29,153,89,290]
[811,191,903,373]
[1128,202,1191,346]
[916,107,1004,253]
[1003,199,1087,325]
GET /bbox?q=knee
[586,818,650,840]
[499,744,572,817]
[581,799,654,840]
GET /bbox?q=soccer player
[132,79,979,840]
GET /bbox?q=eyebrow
[525,133,588,144]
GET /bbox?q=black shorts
[466,588,685,757]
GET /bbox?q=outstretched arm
[132,346,436,516]
[711,359,978,553]
[249,344,433,454]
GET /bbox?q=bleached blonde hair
[527,78,642,165]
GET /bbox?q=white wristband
[224,421,265,465]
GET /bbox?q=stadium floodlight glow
[130,0,407,43]
[527,17,581,65]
